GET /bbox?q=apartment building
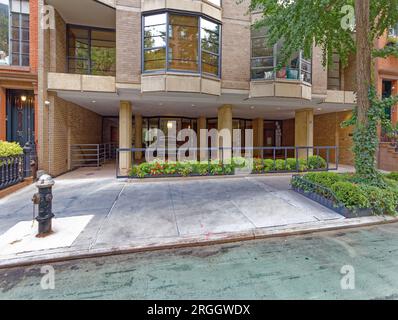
[38,0,357,177]
[0,0,38,149]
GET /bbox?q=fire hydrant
[32,174,55,237]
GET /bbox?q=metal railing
[71,143,117,169]
[116,146,339,178]
[0,155,24,190]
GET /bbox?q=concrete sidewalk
[0,165,395,268]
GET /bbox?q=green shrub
[308,155,327,169]
[304,172,342,188]
[0,141,23,158]
[385,172,398,182]
[330,182,370,210]
[359,185,398,215]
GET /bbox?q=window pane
[144,13,167,27]
[144,48,166,71]
[21,41,29,54]
[144,36,166,49]
[202,51,218,76]
[251,57,273,68]
[21,53,28,66]
[144,24,166,38]
[201,18,220,76]
[0,0,9,65]
[21,28,29,41]
[11,27,19,40]
[91,46,116,76]
[168,14,199,72]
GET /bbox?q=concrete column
[134,114,143,160]
[218,105,233,160]
[197,116,207,161]
[252,118,264,157]
[295,108,314,158]
[119,101,133,175]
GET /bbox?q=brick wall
[314,111,354,165]
[45,94,102,176]
[116,2,141,84]
[221,0,251,90]
[29,0,39,73]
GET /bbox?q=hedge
[292,172,398,216]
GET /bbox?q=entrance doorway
[6,90,35,147]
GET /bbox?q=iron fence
[116,146,339,178]
[0,155,24,190]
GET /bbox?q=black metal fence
[0,155,24,190]
[116,146,339,178]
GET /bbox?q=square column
[218,105,233,160]
[119,101,132,175]
[295,108,314,158]
[252,118,264,157]
[197,116,207,161]
[135,114,143,160]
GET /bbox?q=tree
[248,0,398,185]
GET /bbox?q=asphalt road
[1,223,398,300]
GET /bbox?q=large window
[143,12,221,77]
[0,0,29,67]
[68,25,116,76]
[251,27,312,83]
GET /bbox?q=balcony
[250,28,312,100]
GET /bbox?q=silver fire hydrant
[32,174,55,237]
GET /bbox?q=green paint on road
[1,223,398,300]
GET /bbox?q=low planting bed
[291,172,398,218]
[129,156,327,178]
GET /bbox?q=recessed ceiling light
[92,100,96,103]
[344,109,348,111]
[250,106,255,109]
[317,108,322,111]
[44,100,50,105]
[159,103,163,106]
[191,104,196,107]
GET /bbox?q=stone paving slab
[0,168,357,266]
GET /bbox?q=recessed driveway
[0,166,344,256]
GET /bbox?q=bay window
[143,12,221,77]
[251,27,312,83]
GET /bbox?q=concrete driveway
[0,165,344,257]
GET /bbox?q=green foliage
[0,141,23,158]
[292,172,398,215]
[330,182,370,210]
[249,0,398,186]
[342,87,398,186]
[248,0,398,68]
[385,172,398,182]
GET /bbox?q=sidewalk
[0,165,395,268]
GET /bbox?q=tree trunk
[355,0,372,124]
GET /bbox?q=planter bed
[291,174,398,218]
[129,156,329,179]
[292,180,373,218]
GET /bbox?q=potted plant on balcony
[386,36,398,47]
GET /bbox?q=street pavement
[0,166,345,264]
[1,222,397,299]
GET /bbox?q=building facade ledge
[141,73,221,95]
[141,0,222,21]
[249,80,312,100]
[324,90,356,104]
[47,73,116,93]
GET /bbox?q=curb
[0,216,397,270]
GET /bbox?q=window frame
[66,24,116,76]
[142,10,222,78]
[6,0,30,67]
